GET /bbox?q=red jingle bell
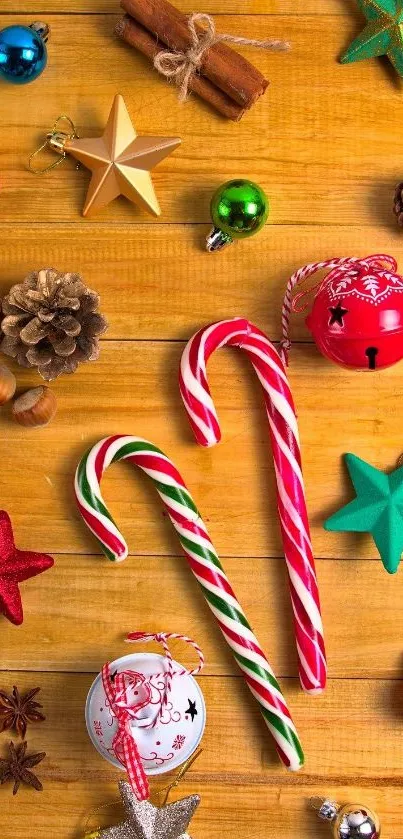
[281,254,403,371]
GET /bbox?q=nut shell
[12,386,57,427]
[0,364,16,405]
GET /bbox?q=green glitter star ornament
[324,453,403,574]
[340,0,403,77]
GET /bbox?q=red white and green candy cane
[75,435,304,771]
[179,317,327,695]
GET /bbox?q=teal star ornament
[324,453,403,574]
[340,0,403,77]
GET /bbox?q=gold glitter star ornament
[85,781,200,839]
[341,0,403,77]
[29,95,181,217]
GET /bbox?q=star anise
[0,686,45,739]
[0,741,45,795]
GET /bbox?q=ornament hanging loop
[28,139,66,175]
[28,115,80,175]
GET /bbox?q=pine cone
[0,268,108,381]
[393,182,403,227]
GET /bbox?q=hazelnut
[12,386,57,428]
[0,364,16,405]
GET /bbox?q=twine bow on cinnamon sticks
[116,0,290,120]
[154,12,289,103]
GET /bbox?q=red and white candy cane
[75,435,305,771]
[179,317,326,695]
[101,631,204,800]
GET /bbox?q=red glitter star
[0,511,53,626]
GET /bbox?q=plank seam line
[26,551,382,562]
[0,222,393,229]
[0,670,401,682]
[21,552,371,561]
[96,338,316,345]
[0,12,351,17]
[13,771,403,787]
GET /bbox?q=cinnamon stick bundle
[116,15,245,120]
[116,0,270,118]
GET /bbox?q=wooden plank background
[0,1,402,837]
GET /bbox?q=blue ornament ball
[0,24,48,85]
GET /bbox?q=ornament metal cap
[46,130,70,155]
[206,227,233,252]
[29,22,50,43]
[311,797,339,821]
[28,116,80,175]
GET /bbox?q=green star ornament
[324,453,403,574]
[340,0,403,77]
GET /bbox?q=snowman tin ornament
[85,633,206,798]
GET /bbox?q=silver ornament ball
[338,808,379,839]
[312,798,380,839]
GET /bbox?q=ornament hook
[28,115,80,175]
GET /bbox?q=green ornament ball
[210,179,269,240]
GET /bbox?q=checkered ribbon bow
[102,632,204,800]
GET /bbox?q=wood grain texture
[0,224,403,341]
[0,672,401,787]
[0,1,361,15]
[0,12,401,225]
[0,556,402,679]
[0,342,401,559]
[1,771,401,839]
[1,0,402,836]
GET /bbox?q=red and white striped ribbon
[126,631,204,702]
[179,317,326,695]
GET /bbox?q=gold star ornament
[83,781,200,839]
[64,94,181,217]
